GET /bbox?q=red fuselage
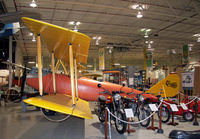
[27,73,158,102]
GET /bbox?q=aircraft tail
[145,73,180,98]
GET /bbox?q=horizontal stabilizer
[145,74,180,98]
[24,94,93,119]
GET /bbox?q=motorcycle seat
[169,129,200,139]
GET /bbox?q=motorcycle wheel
[98,110,105,123]
[138,109,150,127]
[158,106,170,123]
[183,111,194,121]
[114,111,127,134]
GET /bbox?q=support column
[51,52,56,94]
[74,58,79,99]
[69,43,75,106]
[8,36,13,90]
[37,34,43,96]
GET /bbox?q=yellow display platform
[24,94,93,119]
[145,74,180,98]
[22,17,90,65]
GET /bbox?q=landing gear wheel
[158,106,170,123]
[41,108,70,122]
[183,111,194,121]
[114,111,127,134]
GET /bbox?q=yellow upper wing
[22,17,90,64]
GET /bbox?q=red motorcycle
[163,98,195,122]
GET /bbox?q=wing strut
[74,58,79,99]
[69,43,76,106]
[37,34,43,96]
[51,52,56,94]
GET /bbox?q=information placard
[170,104,179,112]
[149,104,158,111]
[180,103,188,110]
[125,108,134,118]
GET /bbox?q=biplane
[22,17,181,122]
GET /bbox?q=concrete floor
[0,102,200,139]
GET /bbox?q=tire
[98,110,105,123]
[42,108,56,116]
[183,111,194,121]
[114,111,127,134]
[158,106,170,123]
[41,108,70,122]
[138,108,150,127]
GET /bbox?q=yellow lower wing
[145,74,180,98]
[24,94,93,119]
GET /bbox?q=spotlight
[30,0,37,8]
[137,11,143,18]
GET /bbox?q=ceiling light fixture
[197,38,200,42]
[28,61,35,64]
[114,63,120,66]
[32,35,36,42]
[29,32,33,36]
[144,35,149,38]
[30,0,37,8]
[137,11,143,18]
[87,65,93,68]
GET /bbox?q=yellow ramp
[24,94,93,119]
[145,74,180,98]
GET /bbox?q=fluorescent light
[121,65,126,68]
[193,33,200,37]
[69,21,75,25]
[131,4,139,9]
[98,36,102,40]
[76,22,81,25]
[141,28,146,32]
[28,61,35,64]
[188,44,193,47]
[144,35,149,38]
[146,29,151,32]
[30,0,37,8]
[197,37,200,42]
[137,11,143,18]
[87,65,93,68]
[93,36,97,39]
[29,32,33,36]
[114,63,120,66]
[73,29,78,32]
[189,46,192,51]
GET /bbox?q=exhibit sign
[182,72,194,87]
[182,45,189,64]
[98,48,105,70]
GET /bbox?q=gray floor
[0,102,200,139]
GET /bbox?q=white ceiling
[3,0,200,69]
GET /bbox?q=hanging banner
[146,51,153,67]
[98,48,105,70]
[182,45,189,64]
[182,72,194,87]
